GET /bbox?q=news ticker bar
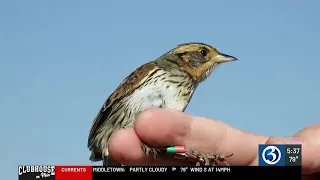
[18,165,301,180]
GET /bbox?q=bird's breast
[128,75,194,112]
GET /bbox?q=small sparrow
[88,42,237,166]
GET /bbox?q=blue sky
[1,0,319,179]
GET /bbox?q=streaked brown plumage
[88,42,237,166]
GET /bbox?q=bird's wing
[87,62,159,147]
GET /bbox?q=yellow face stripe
[172,43,220,58]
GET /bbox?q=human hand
[108,108,320,177]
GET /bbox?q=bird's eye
[200,49,207,57]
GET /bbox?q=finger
[294,124,320,145]
[108,128,147,165]
[134,108,268,165]
[293,124,320,174]
[108,128,193,166]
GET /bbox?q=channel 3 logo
[258,144,285,166]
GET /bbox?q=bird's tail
[89,148,122,166]
[103,155,122,166]
[89,149,102,162]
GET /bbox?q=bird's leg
[141,143,162,159]
[141,144,233,166]
[165,146,233,166]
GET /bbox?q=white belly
[128,81,188,111]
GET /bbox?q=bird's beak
[215,53,238,64]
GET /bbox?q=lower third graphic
[258,144,285,166]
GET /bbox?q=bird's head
[165,42,238,83]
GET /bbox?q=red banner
[55,166,92,180]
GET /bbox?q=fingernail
[281,137,303,144]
